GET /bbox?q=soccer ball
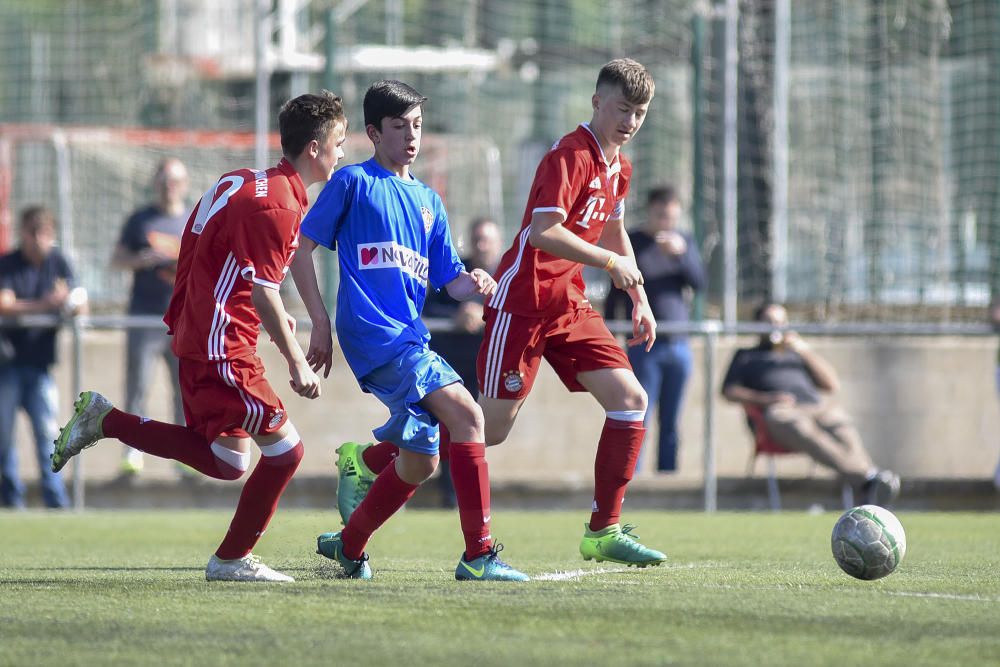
[830,505,906,580]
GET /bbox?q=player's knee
[210,442,250,481]
[622,386,648,413]
[484,423,509,448]
[461,404,486,440]
[258,424,304,467]
[397,451,438,483]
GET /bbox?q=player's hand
[306,317,334,378]
[469,268,497,297]
[289,359,321,399]
[608,255,643,290]
[628,302,657,351]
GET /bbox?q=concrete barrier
[8,329,1000,498]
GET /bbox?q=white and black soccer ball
[830,505,906,580]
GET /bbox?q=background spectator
[111,158,189,476]
[721,301,900,506]
[424,217,502,507]
[604,185,705,472]
[0,206,86,508]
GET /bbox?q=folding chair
[743,404,853,511]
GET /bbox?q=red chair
[743,404,853,511]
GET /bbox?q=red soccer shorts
[178,354,287,443]
[477,307,631,399]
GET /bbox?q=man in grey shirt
[111,158,188,476]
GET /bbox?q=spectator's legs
[0,365,25,508]
[654,339,693,473]
[763,402,872,486]
[122,328,156,470]
[627,343,661,473]
[22,366,68,508]
[160,331,185,426]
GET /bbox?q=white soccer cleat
[51,391,114,473]
[205,554,295,582]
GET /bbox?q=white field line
[886,591,1000,603]
[531,567,1000,603]
[534,562,717,581]
[534,567,630,581]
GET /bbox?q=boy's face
[591,84,650,148]
[370,106,422,168]
[309,120,347,184]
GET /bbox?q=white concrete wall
[11,331,999,487]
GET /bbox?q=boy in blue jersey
[290,80,528,581]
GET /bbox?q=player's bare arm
[288,236,334,378]
[599,214,656,351]
[251,283,321,399]
[528,211,643,291]
[444,268,496,301]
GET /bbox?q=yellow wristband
[604,254,617,271]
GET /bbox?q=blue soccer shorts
[359,343,461,455]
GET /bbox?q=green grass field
[2,509,999,667]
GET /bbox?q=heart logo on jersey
[361,247,379,265]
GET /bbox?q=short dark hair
[753,301,782,322]
[363,80,427,130]
[596,58,655,105]
[277,90,346,159]
[647,184,679,208]
[20,205,55,231]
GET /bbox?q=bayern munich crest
[421,206,434,233]
[503,370,524,393]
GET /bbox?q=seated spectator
[720,301,900,505]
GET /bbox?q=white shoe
[121,448,145,476]
[205,554,294,582]
[52,391,114,473]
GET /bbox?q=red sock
[590,417,645,531]
[215,441,304,560]
[103,408,237,480]
[341,464,417,560]
[449,440,493,559]
[361,441,399,473]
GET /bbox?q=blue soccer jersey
[301,158,464,379]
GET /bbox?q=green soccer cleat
[52,391,113,473]
[455,543,529,582]
[316,531,372,580]
[580,523,667,568]
[335,441,376,525]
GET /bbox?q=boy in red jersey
[479,59,667,566]
[51,91,348,582]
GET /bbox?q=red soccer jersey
[488,123,631,317]
[164,158,306,361]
